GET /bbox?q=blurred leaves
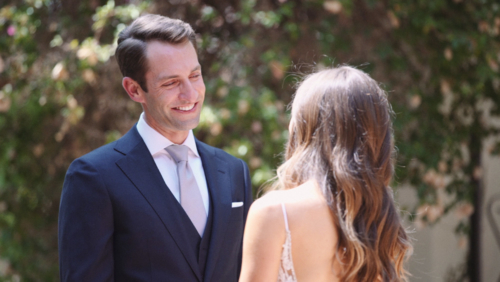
[0,0,499,280]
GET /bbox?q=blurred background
[1,0,499,281]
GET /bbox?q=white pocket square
[232,202,243,208]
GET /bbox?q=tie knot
[165,145,189,163]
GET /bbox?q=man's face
[141,40,205,141]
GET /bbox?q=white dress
[277,203,298,282]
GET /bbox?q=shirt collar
[136,112,199,157]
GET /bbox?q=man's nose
[179,80,197,102]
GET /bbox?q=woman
[239,66,412,282]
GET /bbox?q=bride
[239,66,412,282]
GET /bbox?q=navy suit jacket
[58,126,253,281]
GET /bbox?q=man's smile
[173,103,197,112]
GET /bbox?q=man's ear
[122,77,146,103]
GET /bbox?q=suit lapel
[196,140,232,282]
[114,127,202,281]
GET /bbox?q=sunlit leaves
[253,11,281,28]
[1,0,499,280]
[92,0,147,33]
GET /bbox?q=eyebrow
[157,65,202,81]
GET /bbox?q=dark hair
[115,14,196,92]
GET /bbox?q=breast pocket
[229,202,244,224]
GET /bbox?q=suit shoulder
[74,125,141,165]
[72,140,121,167]
[214,147,241,162]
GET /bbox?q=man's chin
[173,119,201,132]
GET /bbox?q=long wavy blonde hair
[272,66,412,281]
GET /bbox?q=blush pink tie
[165,145,207,236]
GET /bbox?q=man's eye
[190,74,201,79]
[163,81,177,87]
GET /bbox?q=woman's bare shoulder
[244,191,289,246]
[248,190,287,221]
[247,187,317,230]
[265,181,326,205]
[253,181,329,219]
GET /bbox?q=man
[58,14,253,281]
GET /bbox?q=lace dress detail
[278,203,298,282]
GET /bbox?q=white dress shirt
[136,113,210,214]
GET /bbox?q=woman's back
[239,66,412,282]
[279,181,341,282]
[240,180,341,282]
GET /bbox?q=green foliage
[0,0,499,280]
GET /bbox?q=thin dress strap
[278,203,297,281]
[281,203,290,232]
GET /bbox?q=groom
[58,14,253,281]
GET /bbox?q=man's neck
[143,116,188,144]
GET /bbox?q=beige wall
[397,186,467,282]
[397,138,500,282]
[481,138,500,282]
